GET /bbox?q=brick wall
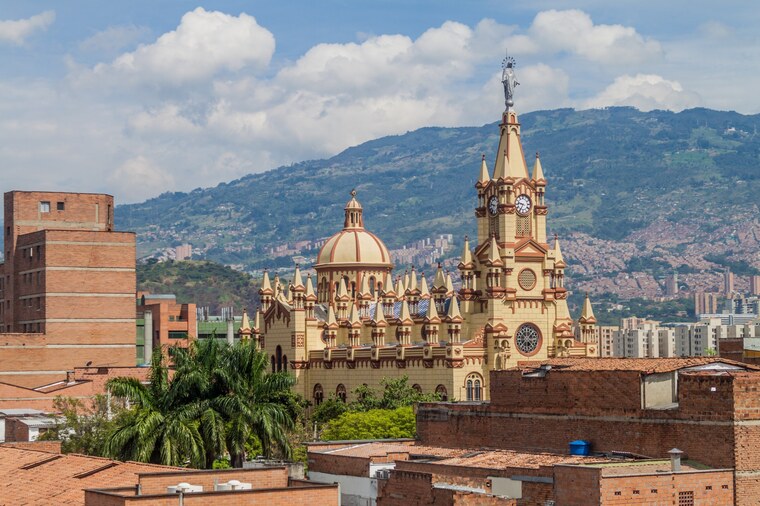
[308,451,370,477]
[137,467,289,494]
[377,469,517,506]
[597,469,733,505]
[0,439,61,453]
[4,417,29,442]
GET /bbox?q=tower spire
[478,154,490,186]
[532,152,545,182]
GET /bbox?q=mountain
[137,259,260,314]
[119,107,760,298]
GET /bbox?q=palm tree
[104,349,206,467]
[213,341,296,467]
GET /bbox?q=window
[39,201,50,213]
[412,384,422,393]
[678,491,694,506]
[56,201,65,211]
[313,384,324,406]
[435,384,448,401]
[168,331,186,339]
[516,214,531,236]
[276,345,283,372]
[336,384,347,403]
[282,355,288,371]
[465,373,483,401]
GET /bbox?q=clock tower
[463,55,588,368]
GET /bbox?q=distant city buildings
[752,275,760,296]
[665,271,679,296]
[694,291,720,315]
[724,267,736,295]
[174,243,192,260]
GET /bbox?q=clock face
[488,196,499,216]
[515,194,532,215]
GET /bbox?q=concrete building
[724,268,735,295]
[612,322,676,358]
[136,292,196,362]
[694,291,720,316]
[593,325,618,357]
[751,275,760,296]
[0,191,136,389]
[309,357,752,505]
[665,271,678,296]
[247,64,598,405]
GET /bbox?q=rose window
[515,324,540,355]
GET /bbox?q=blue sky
[1,1,759,202]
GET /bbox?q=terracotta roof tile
[0,446,181,505]
[515,357,758,374]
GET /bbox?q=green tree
[321,407,416,441]
[104,349,206,467]
[39,395,122,455]
[311,395,349,427]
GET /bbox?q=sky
[1,1,759,203]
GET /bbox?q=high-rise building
[724,268,735,295]
[0,191,136,388]
[665,271,679,296]
[694,291,720,315]
[175,243,192,260]
[751,275,760,296]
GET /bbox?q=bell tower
[462,54,583,367]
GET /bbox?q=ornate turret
[252,307,262,348]
[419,274,430,300]
[305,274,317,319]
[259,269,273,312]
[324,304,339,348]
[406,267,420,314]
[358,274,373,318]
[336,277,350,319]
[371,300,387,346]
[397,299,413,345]
[238,308,252,341]
[347,302,362,347]
[445,294,463,343]
[291,264,305,310]
[424,291,441,344]
[579,293,597,344]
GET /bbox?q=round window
[518,269,537,290]
[514,323,541,355]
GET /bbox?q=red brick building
[0,191,136,390]
[137,291,197,360]
[0,444,338,505]
[309,357,756,505]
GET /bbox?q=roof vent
[216,479,252,491]
[166,483,203,494]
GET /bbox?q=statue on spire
[501,52,519,111]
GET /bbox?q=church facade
[240,61,598,403]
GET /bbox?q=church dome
[314,190,393,269]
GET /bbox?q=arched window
[369,276,376,296]
[313,384,324,406]
[282,355,288,371]
[412,384,422,393]
[271,355,276,373]
[336,384,347,403]
[276,345,283,372]
[465,373,483,401]
[350,281,356,299]
[435,384,448,401]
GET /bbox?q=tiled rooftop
[515,357,756,374]
[312,441,630,470]
[0,446,180,505]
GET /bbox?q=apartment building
[0,191,136,388]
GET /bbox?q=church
[238,58,599,403]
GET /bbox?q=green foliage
[311,395,349,426]
[704,253,760,276]
[105,340,298,469]
[312,376,440,442]
[137,260,260,313]
[320,407,416,441]
[39,395,123,456]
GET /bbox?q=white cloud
[529,9,662,64]
[82,8,274,87]
[79,25,151,54]
[581,74,702,111]
[108,156,175,202]
[0,10,55,45]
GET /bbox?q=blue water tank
[569,440,591,456]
